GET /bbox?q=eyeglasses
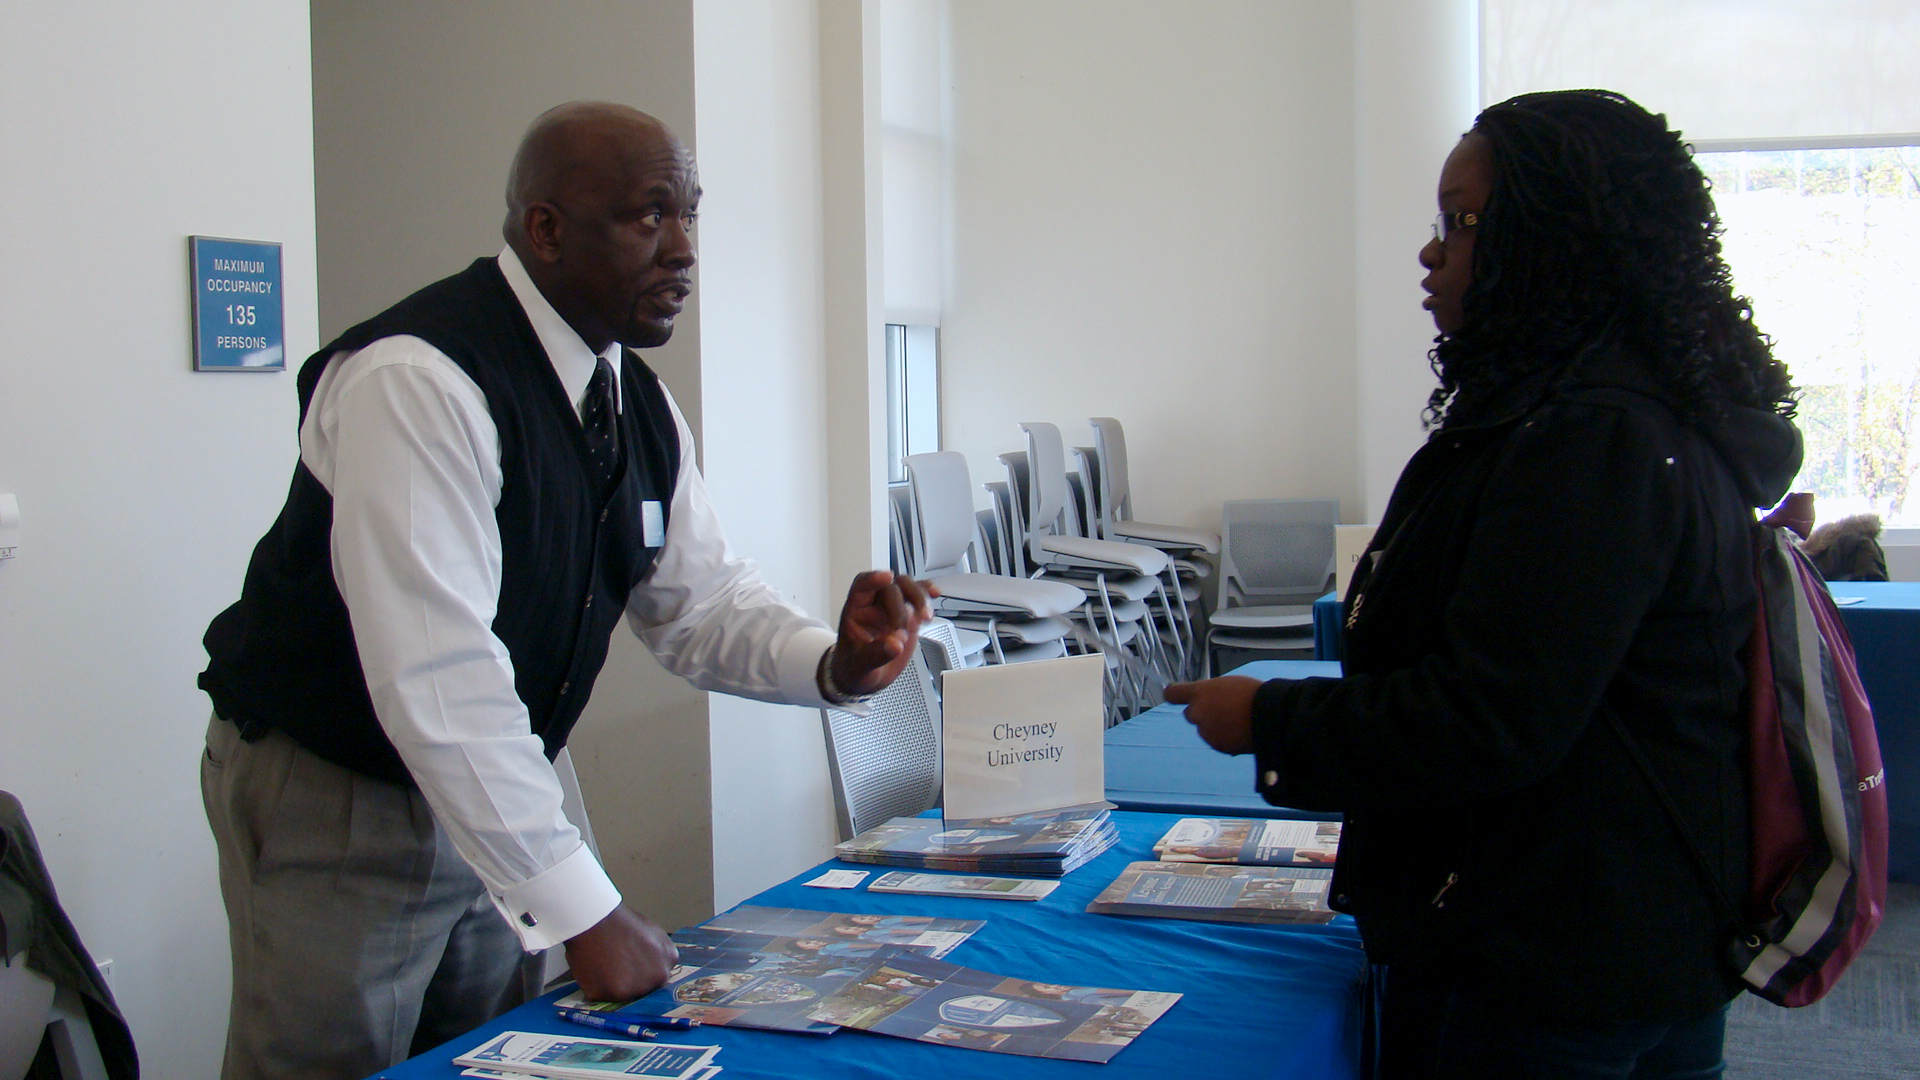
[1431,210,1481,243]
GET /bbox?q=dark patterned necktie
[581,356,621,498]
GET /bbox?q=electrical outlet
[96,958,113,990]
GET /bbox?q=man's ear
[521,202,564,264]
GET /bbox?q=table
[370,810,1369,1080]
[1827,581,1920,884]
[1105,660,1344,820]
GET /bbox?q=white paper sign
[939,653,1106,820]
[1334,524,1375,597]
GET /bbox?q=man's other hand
[1163,676,1261,756]
[563,904,679,1003]
[830,570,938,696]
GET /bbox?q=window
[885,324,940,483]
[1696,143,1920,524]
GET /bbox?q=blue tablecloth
[1827,581,1920,884]
[370,811,1368,1080]
[1104,660,1344,820]
[1312,592,1343,661]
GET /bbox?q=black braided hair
[1425,89,1796,428]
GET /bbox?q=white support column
[1353,0,1480,521]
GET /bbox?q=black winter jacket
[1251,350,1801,1022]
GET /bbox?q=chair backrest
[819,652,942,841]
[994,455,1032,575]
[974,507,1006,576]
[1070,444,1103,537]
[1217,499,1339,610]
[1018,423,1076,558]
[904,452,979,576]
[1088,417,1132,536]
[886,481,917,576]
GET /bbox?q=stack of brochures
[1151,817,1342,867]
[832,803,1118,877]
[1086,861,1338,925]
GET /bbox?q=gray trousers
[201,716,541,1080]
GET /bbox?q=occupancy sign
[190,236,284,371]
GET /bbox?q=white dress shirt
[299,246,838,950]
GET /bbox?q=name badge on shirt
[641,500,665,547]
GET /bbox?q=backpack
[1612,522,1889,1006]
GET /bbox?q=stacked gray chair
[1016,422,1176,718]
[1083,417,1219,679]
[1207,498,1338,675]
[903,451,1085,664]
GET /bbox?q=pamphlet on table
[1152,817,1342,867]
[699,906,984,959]
[452,1031,720,1079]
[1088,861,1338,924]
[804,951,1181,1064]
[555,908,988,1035]
[866,871,1061,901]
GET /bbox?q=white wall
[1353,0,1481,521]
[692,0,855,910]
[0,4,318,1076]
[940,0,1362,534]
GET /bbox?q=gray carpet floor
[1722,881,1920,1078]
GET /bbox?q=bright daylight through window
[1696,144,1920,525]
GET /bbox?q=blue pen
[602,1012,700,1031]
[555,1008,659,1039]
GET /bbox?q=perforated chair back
[819,652,942,840]
[1218,499,1339,609]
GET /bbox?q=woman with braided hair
[1168,90,1801,1077]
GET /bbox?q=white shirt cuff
[779,626,842,710]
[492,841,623,952]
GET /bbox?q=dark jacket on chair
[0,791,138,1079]
[1248,349,1802,1023]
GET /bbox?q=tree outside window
[1697,145,1920,524]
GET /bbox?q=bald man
[198,103,930,1080]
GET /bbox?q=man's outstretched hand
[1163,676,1262,756]
[564,904,679,1003]
[828,570,938,697]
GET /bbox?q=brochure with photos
[866,871,1061,901]
[452,1031,720,1079]
[1087,861,1337,925]
[804,952,1180,1064]
[833,803,1117,876]
[1152,817,1342,867]
[697,906,984,960]
[556,927,921,1036]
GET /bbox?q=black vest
[199,258,680,785]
